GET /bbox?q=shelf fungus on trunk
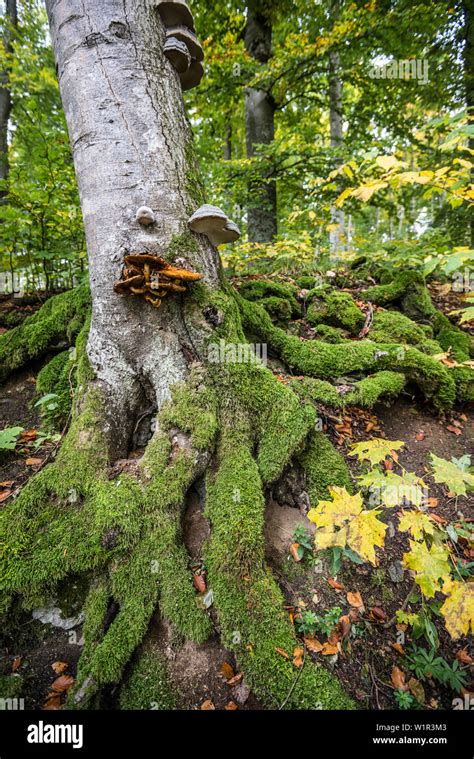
[163,36,191,74]
[155,0,204,91]
[113,253,203,309]
[154,0,195,31]
[188,204,241,247]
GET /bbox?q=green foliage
[404,645,468,693]
[395,689,415,710]
[0,426,23,451]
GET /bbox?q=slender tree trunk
[463,0,474,246]
[45,0,219,458]
[328,0,345,257]
[244,0,277,242]
[0,0,17,201]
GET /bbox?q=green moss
[452,365,474,402]
[236,278,300,317]
[36,350,73,429]
[166,230,199,262]
[0,284,90,384]
[307,291,365,334]
[298,431,352,503]
[239,296,455,409]
[119,643,176,710]
[433,313,472,361]
[363,271,436,320]
[0,674,23,700]
[312,324,346,343]
[370,310,432,346]
[260,295,294,323]
[291,372,406,410]
[205,421,354,709]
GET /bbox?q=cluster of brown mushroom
[114,253,203,309]
[156,1,204,90]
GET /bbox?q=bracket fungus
[188,205,241,247]
[166,26,204,62]
[114,253,203,309]
[155,0,195,31]
[135,206,156,226]
[164,36,191,74]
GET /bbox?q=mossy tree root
[0,285,91,384]
[238,295,458,409]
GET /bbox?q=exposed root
[0,284,90,384]
[238,295,459,409]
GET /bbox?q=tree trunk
[45,0,219,457]
[0,0,17,201]
[244,0,277,242]
[463,0,474,246]
[328,0,345,257]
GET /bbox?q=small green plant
[404,645,468,693]
[292,524,313,560]
[295,610,320,636]
[395,689,415,710]
[295,607,343,638]
[0,426,24,452]
[34,393,60,412]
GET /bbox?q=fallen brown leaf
[408,677,425,704]
[200,699,215,710]
[347,591,365,610]
[339,615,351,638]
[227,673,243,686]
[51,661,68,675]
[321,642,339,656]
[447,425,462,436]
[220,662,235,682]
[0,491,12,503]
[328,578,345,591]
[391,643,405,655]
[427,497,438,509]
[370,607,387,622]
[290,542,302,562]
[293,647,304,668]
[224,701,238,711]
[304,637,323,653]
[193,574,206,593]
[25,457,43,467]
[456,649,473,666]
[0,481,14,488]
[11,657,21,673]
[391,666,408,691]
[51,674,74,693]
[275,647,290,660]
[43,693,61,710]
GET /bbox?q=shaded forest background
[0,0,473,294]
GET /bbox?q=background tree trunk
[45,0,219,458]
[328,0,345,257]
[0,0,17,202]
[462,0,474,246]
[244,0,277,242]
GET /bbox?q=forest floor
[0,281,472,711]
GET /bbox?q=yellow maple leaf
[398,510,435,541]
[347,509,387,566]
[440,580,474,639]
[350,438,405,467]
[307,486,363,530]
[314,526,349,551]
[403,541,451,598]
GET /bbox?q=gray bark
[0,0,17,200]
[328,0,345,256]
[244,0,277,243]
[45,0,219,457]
